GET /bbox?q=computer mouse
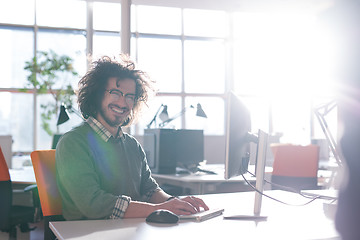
[146,209,179,224]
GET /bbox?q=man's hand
[155,196,209,215]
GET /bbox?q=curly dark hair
[77,54,155,127]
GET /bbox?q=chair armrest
[24,184,37,192]
[12,184,37,193]
[23,184,42,221]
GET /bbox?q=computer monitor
[224,92,252,179]
[174,129,204,170]
[144,129,204,174]
[224,92,269,219]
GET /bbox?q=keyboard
[179,208,224,222]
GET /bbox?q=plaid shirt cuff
[109,195,131,219]
[145,187,162,202]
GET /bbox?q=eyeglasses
[105,89,136,105]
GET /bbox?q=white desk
[8,165,332,195]
[49,190,340,240]
[153,164,273,195]
[153,172,256,194]
[9,166,37,185]
[153,164,334,195]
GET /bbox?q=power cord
[241,170,322,206]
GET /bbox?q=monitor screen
[224,92,252,180]
[143,128,204,174]
[174,129,204,169]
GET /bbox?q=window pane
[240,96,270,134]
[136,96,182,134]
[93,2,121,31]
[36,94,54,150]
[186,97,224,135]
[135,5,181,35]
[0,92,34,152]
[184,40,225,93]
[137,38,182,92]
[183,9,228,37]
[36,0,86,28]
[37,29,87,89]
[272,98,311,145]
[0,28,34,88]
[130,5,137,32]
[93,32,121,58]
[233,13,279,96]
[233,12,336,97]
[0,0,35,25]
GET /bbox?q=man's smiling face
[96,77,136,136]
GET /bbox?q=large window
[93,1,121,58]
[131,5,228,135]
[0,0,339,164]
[232,11,338,144]
[1,0,90,155]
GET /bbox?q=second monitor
[144,128,204,174]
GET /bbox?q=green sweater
[55,122,159,220]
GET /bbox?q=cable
[242,171,322,206]
[246,170,318,199]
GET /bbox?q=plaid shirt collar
[87,116,123,142]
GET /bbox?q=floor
[0,220,44,240]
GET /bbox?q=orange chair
[0,146,35,239]
[30,150,64,240]
[271,144,320,191]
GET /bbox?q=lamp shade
[147,104,169,128]
[56,105,70,126]
[196,103,207,118]
[159,105,169,121]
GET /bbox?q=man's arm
[149,189,172,203]
[123,190,209,218]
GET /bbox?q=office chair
[31,150,64,240]
[0,146,36,240]
[270,144,320,191]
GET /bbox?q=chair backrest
[30,150,62,216]
[271,144,320,177]
[0,146,10,181]
[0,146,12,230]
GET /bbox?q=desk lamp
[159,103,207,128]
[314,100,342,167]
[147,104,169,128]
[56,104,83,126]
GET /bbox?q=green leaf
[24,49,78,136]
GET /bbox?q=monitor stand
[224,130,268,221]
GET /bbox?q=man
[321,1,360,239]
[56,55,208,220]
[331,1,360,239]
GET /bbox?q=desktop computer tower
[144,129,204,174]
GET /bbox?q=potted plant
[23,50,78,136]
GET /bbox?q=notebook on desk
[179,208,224,222]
